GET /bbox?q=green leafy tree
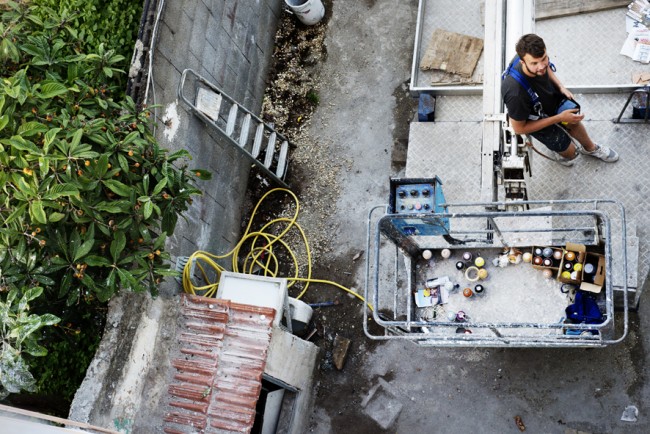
[0,1,209,398]
[0,286,59,399]
[29,0,144,98]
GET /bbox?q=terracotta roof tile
[162,294,275,433]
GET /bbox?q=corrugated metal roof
[163,294,275,434]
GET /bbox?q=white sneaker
[579,144,619,162]
[552,152,578,167]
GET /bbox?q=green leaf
[116,267,138,291]
[102,179,132,197]
[59,272,72,298]
[44,127,62,149]
[7,288,18,306]
[110,231,126,263]
[66,287,79,306]
[73,239,94,262]
[30,201,47,224]
[23,340,48,357]
[38,82,68,99]
[122,131,139,146]
[73,150,100,159]
[153,232,167,250]
[32,275,56,286]
[17,122,49,137]
[85,255,112,266]
[43,184,79,200]
[143,201,153,219]
[0,114,9,132]
[168,149,192,162]
[118,153,129,173]
[17,175,36,196]
[38,157,49,177]
[21,286,44,305]
[1,38,20,63]
[192,169,212,180]
[152,178,167,195]
[142,174,149,195]
[5,136,41,154]
[67,63,79,83]
[96,154,109,177]
[4,203,27,226]
[94,201,124,213]
[69,128,83,154]
[162,211,178,235]
[48,212,65,222]
[105,269,116,292]
[94,282,114,302]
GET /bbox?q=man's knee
[559,142,577,158]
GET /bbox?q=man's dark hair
[515,34,546,58]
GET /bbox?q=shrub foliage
[0,1,208,398]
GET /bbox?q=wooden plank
[536,0,629,20]
[419,29,484,78]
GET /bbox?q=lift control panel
[386,177,449,237]
[393,183,434,213]
[389,177,445,214]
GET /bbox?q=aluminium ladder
[178,69,292,188]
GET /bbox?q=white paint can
[285,0,325,25]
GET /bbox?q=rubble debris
[514,415,526,431]
[332,334,351,370]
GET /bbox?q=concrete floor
[305,1,650,433]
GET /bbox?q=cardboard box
[531,246,563,270]
[580,252,605,293]
[557,242,586,284]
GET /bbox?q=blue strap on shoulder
[502,55,540,106]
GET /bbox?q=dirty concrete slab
[360,377,403,430]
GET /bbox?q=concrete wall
[154,0,284,256]
[69,0,285,430]
[265,330,321,434]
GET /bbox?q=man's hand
[509,109,583,135]
[558,108,583,125]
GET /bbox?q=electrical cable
[182,188,374,312]
[143,0,165,105]
[142,0,166,136]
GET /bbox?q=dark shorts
[531,123,571,152]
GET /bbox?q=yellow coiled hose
[182,188,373,311]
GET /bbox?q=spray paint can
[425,277,442,288]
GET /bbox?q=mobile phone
[557,98,580,115]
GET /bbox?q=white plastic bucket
[285,0,325,26]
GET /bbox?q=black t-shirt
[501,58,563,121]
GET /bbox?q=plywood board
[419,29,484,78]
[536,0,629,20]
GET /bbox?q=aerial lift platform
[364,0,648,347]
